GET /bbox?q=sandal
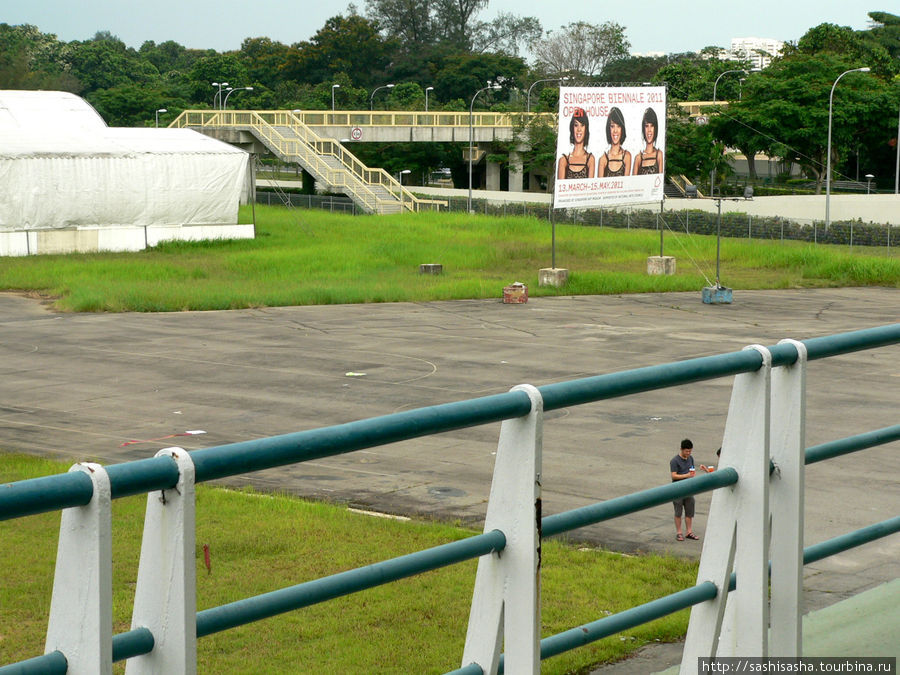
[685,532,700,540]
[676,533,684,541]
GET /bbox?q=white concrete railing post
[681,345,772,671]
[45,463,113,675]
[126,447,197,675]
[461,384,543,675]
[768,339,807,656]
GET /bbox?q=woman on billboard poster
[632,107,664,175]
[597,107,631,177]
[557,107,595,180]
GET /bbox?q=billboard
[553,86,666,209]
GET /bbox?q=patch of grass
[0,206,897,312]
[0,453,697,673]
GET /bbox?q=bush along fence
[1,324,899,674]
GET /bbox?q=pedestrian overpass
[171,104,714,214]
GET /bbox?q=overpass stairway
[175,111,444,214]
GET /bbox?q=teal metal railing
[1,323,898,673]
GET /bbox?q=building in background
[729,37,784,69]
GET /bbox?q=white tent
[0,90,253,255]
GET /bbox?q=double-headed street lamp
[332,84,341,111]
[526,76,568,113]
[826,67,870,228]
[425,86,434,112]
[708,69,746,196]
[212,82,229,109]
[222,86,253,109]
[468,81,502,212]
[370,83,395,110]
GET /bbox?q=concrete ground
[1,288,898,668]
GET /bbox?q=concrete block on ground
[702,286,733,304]
[539,268,569,287]
[647,256,676,276]
[502,282,528,303]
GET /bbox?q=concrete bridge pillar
[486,159,501,192]
[509,150,524,193]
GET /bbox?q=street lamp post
[826,67,870,229]
[865,174,874,194]
[212,82,229,110]
[369,83,395,110]
[155,108,167,128]
[397,169,411,185]
[332,84,340,111]
[526,77,567,113]
[895,103,900,195]
[468,82,502,212]
[709,69,745,196]
[425,86,434,112]
[222,86,253,110]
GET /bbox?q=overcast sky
[5,0,876,56]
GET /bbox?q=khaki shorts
[673,496,695,518]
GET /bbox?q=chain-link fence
[257,190,358,214]
[438,195,897,251]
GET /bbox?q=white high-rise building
[730,37,784,69]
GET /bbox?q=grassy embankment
[1,453,695,674]
[0,205,896,312]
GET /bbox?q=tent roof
[0,90,107,132]
[0,90,245,158]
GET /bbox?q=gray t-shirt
[670,454,694,481]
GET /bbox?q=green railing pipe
[189,393,531,484]
[196,529,507,637]
[542,468,738,538]
[0,650,67,675]
[803,515,900,565]
[0,470,94,521]
[111,627,155,663]
[805,424,900,465]
[538,351,763,412]
[796,324,900,362]
[526,582,719,670]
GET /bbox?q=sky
[4,0,877,56]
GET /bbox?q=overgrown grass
[1,206,897,312]
[0,452,696,673]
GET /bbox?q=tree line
[1,5,898,194]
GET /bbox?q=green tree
[188,53,250,106]
[68,31,159,95]
[599,54,670,84]
[862,12,900,61]
[238,37,291,89]
[283,13,393,89]
[435,0,488,50]
[432,52,526,104]
[792,22,895,77]
[364,0,438,51]
[0,24,78,91]
[717,52,876,193]
[664,105,720,183]
[654,54,751,102]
